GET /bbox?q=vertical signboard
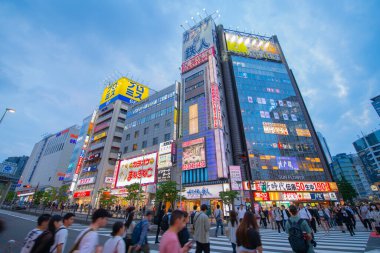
[230,166,243,190]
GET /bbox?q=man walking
[299,204,312,225]
[238,204,246,222]
[50,213,75,253]
[281,205,290,228]
[132,210,154,253]
[194,204,210,253]
[155,205,166,244]
[21,214,51,253]
[214,205,224,237]
[274,206,285,233]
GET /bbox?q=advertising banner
[254,192,270,201]
[296,128,311,137]
[157,168,171,183]
[77,177,95,186]
[115,153,157,187]
[105,177,114,184]
[181,184,229,199]
[182,138,206,170]
[254,181,331,192]
[182,47,215,73]
[263,122,289,135]
[159,141,173,155]
[158,153,172,169]
[276,157,299,170]
[73,190,91,198]
[230,166,243,190]
[99,77,150,109]
[310,193,325,201]
[93,131,107,141]
[0,162,17,175]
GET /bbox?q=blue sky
[0,0,379,161]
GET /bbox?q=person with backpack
[160,208,172,233]
[190,205,198,225]
[21,214,51,253]
[236,211,263,253]
[124,208,136,250]
[31,215,63,253]
[50,213,75,253]
[274,206,285,233]
[178,211,190,247]
[155,205,166,244]
[193,204,210,253]
[341,207,355,236]
[103,222,126,253]
[285,205,314,253]
[131,210,154,253]
[226,210,239,253]
[70,208,111,253]
[214,205,224,236]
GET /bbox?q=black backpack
[288,219,309,253]
[160,214,171,232]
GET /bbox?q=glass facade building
[371,95,380,118]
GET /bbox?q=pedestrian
[274,206,285,233]
[193,204,210,253]
[298,204,312,226]
[226,210,239,253]
[342,207,355,236]
[155,205,166,244]
[360,203,372,231]
[124,207,136,250]
[103,222,126,253]
[160,208,172,234]
[307,205,318,234]
[178,211,190,247]
[334,206,346,233]
[259,207,267,229]
[372,203,380,235]
[285,205,314,253]
[190,205,198,225]
[317,206,329,235]
[238,204,246,222]
[50,213,75,253]
[21,214,51,253]
[281,205,290,229]
[31,215,63,253]
[159,210,192,253]
[269,207,275,230]
[322,205,332,228]
[70,208,111,253]
[131,210,154,253]
[236,211,263,253]
[214,204,224,236]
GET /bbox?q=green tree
[56,185,69,204]
[123,183,143,207]
[5,191,17,203]
[219,191,239,210]
[155,181,183,208]
[33,191,44,205]
[41,187,57,206]
[337,174,358,202]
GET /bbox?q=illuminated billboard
[296,128,311,137]
[182,138,206,170]
[99,77,149,109]
[276,157,299,170]
[225,31,281,62]
[115,153,157,187]
[262,122,289,135]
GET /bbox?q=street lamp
[0,108,16,124]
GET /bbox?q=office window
[124,146,128,153]
[144,127,149,135]
[126,134,130,141]
[164,133,171,141]
[154,123,160,129]
[134,131,139,138]
[189,104,199,134]
[132,144,138,151]
[142,140,147,148]
[165,119,171,127]
[153,137,158,145]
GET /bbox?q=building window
[142,141,147,148]
[134,131,139,138]
[189,104,199,134]
[153,137,158,145]
[144,127,149,135]
[164,133,170,141]
[154,123,160,129]
[165,119,171,127]
[132,144,138,151]
[126,134,130,141]
[124,146,128,153]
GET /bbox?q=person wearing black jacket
[307,205,318,233]
[178,211,190,247]
[155,205,166,244]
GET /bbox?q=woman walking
[334,206,345,233]
[31,215,62,253]
[236,211,263,253]
[104,222,126,253]
[317,205,330,234]
[226,210,239,253]
[124,207,136,250]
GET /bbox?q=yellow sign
[93,132,107,141]
[99,77,149,109]
[296,128,311,137]
[263,122,289,135]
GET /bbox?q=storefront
[17,190,35,204]
[73,190,92,205]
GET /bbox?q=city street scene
[0,1,379,253]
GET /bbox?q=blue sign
[82,165,97,173]
[310,193,324,201]
[276,157,299,170]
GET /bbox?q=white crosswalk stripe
[68,224,371,252]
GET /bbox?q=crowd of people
[18,201,380,253]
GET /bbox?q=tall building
[178,17,234,211]
[353,129,380,195]
[217,26,337,206]
[113,84,179,201]
[371,95,380,117]
[16,126,80,202]
[317,132,333,165]
[331,153,372,198]
[72,77,149,206]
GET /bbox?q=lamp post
[0,108,16,124]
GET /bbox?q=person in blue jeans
[214,205,224,237]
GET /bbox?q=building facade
[317,132,333,165]
[371,95,380,118]
[16,126,80,202]
[353,129,380,195]
[331,153,372,198]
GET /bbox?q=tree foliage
[219,191,239,210]
[337,174,358,202]
[41,187,57,205]
[33,191,44,205]
[155,181,183,208]
[5,191,17,203]
[56,185,69,204]
[123,183,143,207]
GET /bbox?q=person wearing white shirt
[50,213,75,253]
[298,204,312,223]
[238,204,246,222]
[103,222,126,253]
[21,214,51,253]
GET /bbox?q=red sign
[181,47,215,73]
[254,192,270,201]
[73,190,91,198]
[75,156,84,174]
[254,181,331,192]
[211,84,222,128]
[127,168,154,182]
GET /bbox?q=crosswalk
[68,224,371,253]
